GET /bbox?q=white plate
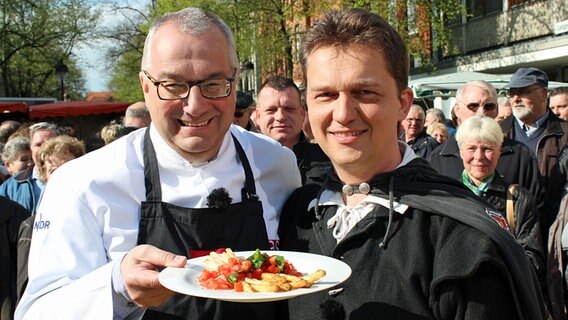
[159,250,352,303]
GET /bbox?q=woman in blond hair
[36,135,85,184]
[100,123,122,145]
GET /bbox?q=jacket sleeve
[432,263,519,320]
[546,144,568,214]
[513,186,546,286]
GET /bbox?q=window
[509,0,536,6]
[466,0,503,19]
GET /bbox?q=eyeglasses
[234,111,245,118]
[459,102,497,112]
[507,86,541,98]
[142,69,236,100]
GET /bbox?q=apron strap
[143,127,162,201]
[231,133,259,202]
[143,128,259,203]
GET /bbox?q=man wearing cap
[500,67,568,229]
[233,91,257,131]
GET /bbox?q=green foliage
[109,50,144,102]
[105,0,465,97]
[0,0,97,99]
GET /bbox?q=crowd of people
[1,5,568,320]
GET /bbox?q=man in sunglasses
[16,7,301,320]
[428,80,546,229]
[500,67,568,229]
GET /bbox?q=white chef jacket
[15,124,301,320]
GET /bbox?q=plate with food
[159,248,352,302]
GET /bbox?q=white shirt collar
[148,124,232,169]
[307,142,415,213]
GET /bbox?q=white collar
[148,124,232,169]
[307,142,415,214]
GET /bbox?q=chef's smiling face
[140,21,237,163]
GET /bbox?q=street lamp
[55,59,69,101]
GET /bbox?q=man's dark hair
[550,86,568,97]
[259,75,301,97]
[299,8,409,94]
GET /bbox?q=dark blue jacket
[400,130,439,158]
[0,166,42,214]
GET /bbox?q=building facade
[411,0,568,83]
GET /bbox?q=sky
[74,0,151,92]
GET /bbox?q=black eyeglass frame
[142,69,237,100]
[458,101,498,112]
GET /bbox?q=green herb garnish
[247,249,266,269]
[227,272,238,284]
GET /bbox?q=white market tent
[410,71,568,95]
[409,71,568,116]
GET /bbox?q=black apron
[137,129,275,320]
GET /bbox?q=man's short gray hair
[29,122,61,139]
[455,80,497,102]
[125,105,150,121]
[426,108,446,123]
[141,7,238,70]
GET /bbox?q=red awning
[29,101,132,119]
[0,102,28,113]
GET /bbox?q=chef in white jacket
[15,7,300,320]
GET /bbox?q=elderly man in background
[123,102,151,128]
[400,104,438,158]
[500,67,568,228]
[550,86,568,121]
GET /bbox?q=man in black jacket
[400,104,438,158]
[255,76,331,185]
[279,8,546,320]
